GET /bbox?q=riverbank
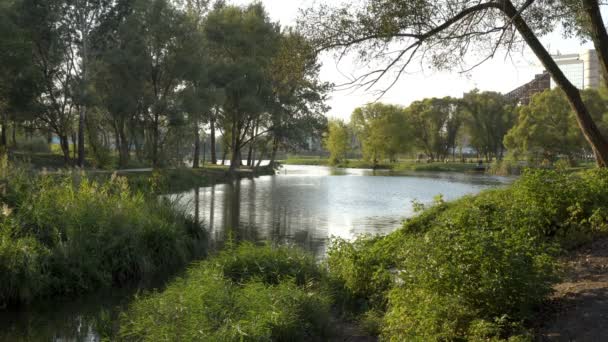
[281,157,486,173]
[9,151,276,193]
[108,165,276,193]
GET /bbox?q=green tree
[324,119,349,165]
[0,0,40,148]
[405,97,462,161]
[462,91,516,161]
[205,3,280,172]
[265,30,330,168]
[504,89,586,163]
[351,103,410,166]
[17,0,77,163]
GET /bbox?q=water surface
[176,165,511,256]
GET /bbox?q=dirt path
[538,238,608,341]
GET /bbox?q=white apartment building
[551,49,602,90]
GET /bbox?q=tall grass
[119,243,333,341]
[0,161,206,307]
[326,169,608,340]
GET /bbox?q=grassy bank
[281,157,482,173]
[110,165,276,194]
[8,149,276,193]
[119,243,333,341]
[326,168,608,340]
[0,160,207,308]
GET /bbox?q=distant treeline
[323,88,608,166]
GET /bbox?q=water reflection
[178,165,511,257]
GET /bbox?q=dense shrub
[327,169,608,340]
[0,168,206,307]
[119,243,333,341]
[16,137,51,154]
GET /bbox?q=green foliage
[324,119,350,165]
[351,103,410,165]
[0,168,206,306]
[503,88,608,164]
[405,97,464,161]
[119,243,332,341]
[15,137,51,154]
[327,169,608,340]
[462,90,516,161]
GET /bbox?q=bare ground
[538,237,608,341]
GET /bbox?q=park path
[539,237,608,341]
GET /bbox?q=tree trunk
[582,0,608,88]
[152,113,160,168]
[71,132,77,163]
[246,142,253,167]
[210,117,217,164]
[77,29,89,168]
[193,120,200,169]
[11,122,16,147]
[500,0,608,167]
[255,149,265,169]
[202,140,206,167]
[269,137,279,168]
[229,112,240,173]
[59,134,70,165]
[0,114,6,147]
[118,130,130,169]
[78,106,86,167]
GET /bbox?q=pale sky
[232,0,595,121]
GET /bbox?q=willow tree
[205,3,280,172]
[300,0,608,167]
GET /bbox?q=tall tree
[351,103,410,166]
[462,91,516,161]
[0,0,40,149]
[91,4,149,168]
[131,0,192,167]
[19,0,77,163]
[265,30,330,168]
[300,0,608,167]
[205,3,280,172]
[405,97,460,161]
[64,0,115,167]
[324,119,349,165]
[504,89,587,162]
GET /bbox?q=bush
[119,243,333,341]
[16,137,51,154]
[327,169,608,340]
[0,169,206,306]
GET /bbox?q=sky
[232,0,595,121]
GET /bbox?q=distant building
[551,49,602,90]
[505,49,603,105]
[505,72,550,105]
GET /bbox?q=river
[0,165,512,341]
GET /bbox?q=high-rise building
[551,49,602,89]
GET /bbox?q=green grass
[118,243,333,341]
[326,168,608,340]
[0,160,207,307]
